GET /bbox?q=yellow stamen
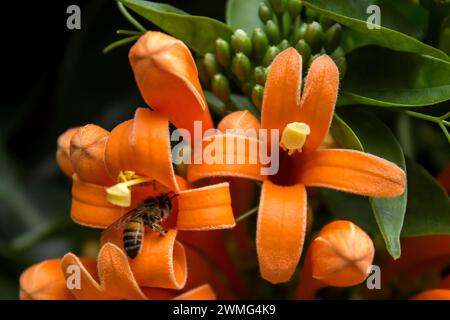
[106,171,153,207]
[280,122,311,156]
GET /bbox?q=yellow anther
[106,171,153,207]
[280,122,311,155]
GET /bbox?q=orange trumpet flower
[129,31,213,140]
[188,48,406,284]
[294,221,375,299]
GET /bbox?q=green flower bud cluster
[196,0,346,111]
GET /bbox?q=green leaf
[339,46,450,107]
[303,0,448,60]
[401,159,450,237]
[332,109,407,259]
[119,0,233,54]
[226,0,266,33]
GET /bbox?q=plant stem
[403,110,450,144]
[117,1,146,32]
[236,206,258,223]
[102,35,140,54]
[116,29,143,36]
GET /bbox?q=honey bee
[102,193,178,259]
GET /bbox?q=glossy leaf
[402,159,450,237]
[339,47,450,107]
[119,0,233,54]
[330,110,407,258]
[226,0,266,33]
[303,0,448,60]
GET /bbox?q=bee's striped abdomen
[123,216,144,259]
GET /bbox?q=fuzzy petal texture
[256,181,307,284]
[129,31,213,138]
[299,149,406,197]
[218,110,260,134]
[105,108,179,192]
[20,259,75,300]
[101,229,187,290]
[261,48,302,138]
[188,134,267,182]
[70,124,112,185]
[299,55,339,152]
[177,183,235,230]
[173,284,216,300]
[56,127,80,177]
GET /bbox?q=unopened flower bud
[295,39,311,69]
[331,46,346,78]
[265,20,281,44]
[215,38,231,68]
[288,0,302,18]
[252,28,269,62]
[319,14,335,31]
[310,221,374,287]
[254,66,267,85]
[290,22,308,45]
[324,23,342,53]
[70,124,111,185]
[278,39,291,51]
[211,73,231,102]
[263,46,280,67]
[56,127,80,177]
[259,2,273,23]
[231,29,252,57]
[305,7,318,22]
[252,84,264,110]
[196,59,210,86]
[281,11,292,35]
[232,52,252,82]
[270,0,287,14]
[305,21,324,53]
[203,53,220,78]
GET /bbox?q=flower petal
[173,284,216,300]
[60,254,110,300]
[256,181,307,283]
[299,55,339,152]
[56,127,80,177]
[71,175,127,228]
[177,183,235,230]
[96,243,147,299]
[105,108,179,192]
[129,32,213,138]
[218,110,260,133]
[187,134,267,182]
[299,149,406,197]
[20,259,74,300]
[102,229,187,290]
[261,48,302,134]
[411,289,450,300]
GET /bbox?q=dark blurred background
[0,0,227,299]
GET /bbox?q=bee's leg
[151,223,167,236]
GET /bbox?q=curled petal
[310,220,374,287]
[71,175,129,228]
[20,259,74,300]
[299,55,339,152]
[102,229,187,290]
[256,181,307,284]
[56,127,80,177]
[129,32,213,138]
[188,134,267,182]
[299,149,406,197]
[174,284,216,300]
[104,108,179,192]
[411,289,450,300]
[177,183,235,230]
[261,48,302,135]
[70,124,112,185]
[218,110,260,134]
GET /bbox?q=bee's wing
[102,208,144,235]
